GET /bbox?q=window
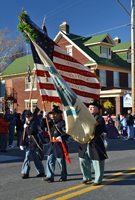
[127,52,131,63]
[99,70,106,86]
[25,76,37,91]
[66,46,72,56]
[7,101,13,112]
[100,46,111,59]
[128,73,131,88]
[113,71,119,87]
[25,99,37,113]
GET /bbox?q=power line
[0,21,132,60]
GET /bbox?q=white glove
[56,136,62,142]
[20,146,24,150]
[43,112,48,118]
[24,124,28,129]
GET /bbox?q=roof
[62,32,131,70]
[0,32,131,78]
[111,42,131,51]
[83,33,107,45]
[0,54,34,76]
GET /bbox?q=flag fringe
[42,101,62,105]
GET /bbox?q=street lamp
[117,0,135,114]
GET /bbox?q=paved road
[0,138,135,200]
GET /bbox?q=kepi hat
[49,105,63,114]
[25,110,33,117]
[86,99,102,109]
[5,107,10,111]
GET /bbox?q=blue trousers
[21,147,44,175]
[8,125,15,145]
[127,125,134,139]
[46,150,67,179]
[79,144,105,184]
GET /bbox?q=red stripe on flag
[53,50,80,64]
[54,63,97,78]
[35,69,50,77]
[40,95,62,103]
[61,75,100,89]
[38,83,56,90]
[73,88,100,99]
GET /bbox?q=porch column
[116,96,122,115]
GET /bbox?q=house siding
[72,46,89,65]
[57,37,89,65]
[5,77,53,114]
[57,37,71,52]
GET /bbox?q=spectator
[21,110,26,126]
[16,113,23,147]
[126,109,134,140]
[39,112,50,143]
[106,114,120,139]
[115,113,122,134]
[4,107,16,148]
[0,114,9,152]
[38,111,43,122]
[33,107,40,128]
[120,114,127,139]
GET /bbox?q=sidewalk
[6,140,48,151]
[6,138,76,151]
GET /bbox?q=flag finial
[22,8,27,14]
[43,15,46,26]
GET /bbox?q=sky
[0,0,132,45]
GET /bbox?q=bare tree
[0,27,25,72]
[8,44,27,64]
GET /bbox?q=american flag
[23,16,99,143]
[27,17,100,105]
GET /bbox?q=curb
[6,140,76,151]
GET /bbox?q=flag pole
[41,16,52,141]
[22,70,36,145]
[42,102,52,141]
[28,71,36,110]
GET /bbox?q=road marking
[53,172,135,200]
[34,167,135,200]
[34,184,86,200]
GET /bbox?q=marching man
[79,99,108,185]
[42,105,69,183]
[20,110,45,179]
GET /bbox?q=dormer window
[127,52,131,63]
[100,46,111,59]
[66,45,72,56]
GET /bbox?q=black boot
[21,174,29,179]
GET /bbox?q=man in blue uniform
[79,99,108,186]
[20,110,45,179]
[42,105,69,183]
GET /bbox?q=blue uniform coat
[47,118,69,158]
[79,112,107,161]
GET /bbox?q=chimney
[113,36,121,44]
[59,21,69,34]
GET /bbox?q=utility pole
[117,0,135,114]
[131,0,135,114]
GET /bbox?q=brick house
[0,22,131,116]
[0,55,51,114]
